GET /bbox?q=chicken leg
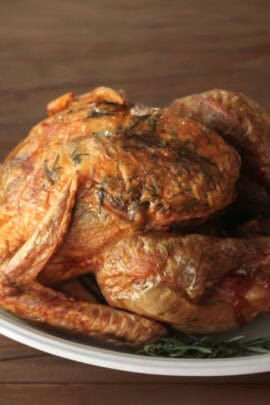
[97,233,270,334]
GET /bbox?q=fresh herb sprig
[137,335,270,359]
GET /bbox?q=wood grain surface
[1,0,270,403]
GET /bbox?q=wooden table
[1,0,270,403]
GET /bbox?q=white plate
[0,309,269,376]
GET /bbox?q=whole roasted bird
[1,86,270,346]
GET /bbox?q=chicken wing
[168,89,270,229]
[168,89,270,189]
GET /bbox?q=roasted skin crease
[168,89,270,225]
[1,86,270,346]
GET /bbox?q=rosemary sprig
[137,335,270,359]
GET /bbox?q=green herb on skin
[71,150,90,165]
[97,189,104,214]
[86,105,119,119]
[137,335,270,359]
[43,154,62,184]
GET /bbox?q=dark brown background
[1,0,270,403]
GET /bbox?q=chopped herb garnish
[43,154,62,184]
[86,104,120,119]
[71,150,90,165]
[97,189,104,214]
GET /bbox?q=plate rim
[0,310,270,376]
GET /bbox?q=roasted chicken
[0,86,270,346]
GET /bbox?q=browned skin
[96,233,270,333]
[1,86,270,345]
[168,89,270,189]
[169,89,270,228]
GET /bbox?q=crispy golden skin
[168,89,270,189]
[97,234,270,333]
[169,89,270,232]
[1,86,270,345]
